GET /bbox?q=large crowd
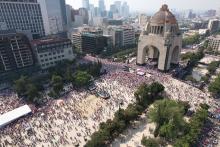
[0,55,219,147]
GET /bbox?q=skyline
[66,0,220,13]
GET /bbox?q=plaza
[0,55,219,147]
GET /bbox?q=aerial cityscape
[0,0,220,147]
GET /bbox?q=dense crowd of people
[0,55,219,147]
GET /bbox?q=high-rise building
[217,8,220,18]
[110,4,118,13]
[82,0,90,10]
[88,4,95,24]
[66,4,74,29]
[187,10,196,19]
[99,0,106,12]
[121,2,130,17]
[71,8,89,27]
[0,30,34,72]
[205,10,216,17]
[37,0,67,35]
[0,0,45,39]
[114,1,122,15]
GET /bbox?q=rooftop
[0,0,37,3]
[31,37,70,46]
[150,4,177,25]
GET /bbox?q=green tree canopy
[14,76,29,96]
[51,75,64,95]
[207,61,220,74]
[174,107,208,147]
[141,137,160,147]
[208,74,220,97]
[73,71,91,87]
[148,99,186,140]
[182,33,200,47]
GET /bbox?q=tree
[201,75,209,83]
[174,107,208,147]
[208,74,220,97]
[203,40,209,49]
[134,83,150,106]
[148,99,186,140]
[77,61,102,77]
[14,76,29,96]
[199,103,210,110]
[51,75,63,95]
[89,61,102,77]
[149,82,165,97]
[182,33,200,47]
[207,61,220,74]
[141,137,160,147]
[65,66,74,82]
[174,138,190,147]
[14,76,43,105]
[26,84,39,101]
[179,101,190,115]
[73,71,91,87]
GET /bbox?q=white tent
[0,105,32,128]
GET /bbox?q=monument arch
[137,4,182,71]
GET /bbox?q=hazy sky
[66,0,220,13]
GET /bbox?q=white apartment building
[32,37,75,69]
[208,35,220,51]
[0,0,45,39]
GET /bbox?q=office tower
[0,0,45,39]
[205,10,216,17]
[0,30,34,72]
[99,0,106,12]
[82,0,90,10]
[66,4,74,29]
[72,8,89,27]
[88,4,95,24]
[114,1,122,15]
[121,2,130,17]
[216,8,220,18]
[60,0,68,28]
[110,4,118,13]
[38,0,67,35]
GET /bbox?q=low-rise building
[32,37,75,69]
[72,33,82,51]
[103,19,123,26]
[208,35,220,51]
[104,25,135,48]
[71,26,111,54]
[0,30,34,73]
[208,19,220,34]
[81,33,106,54]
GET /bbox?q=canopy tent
[0,105,31,128]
